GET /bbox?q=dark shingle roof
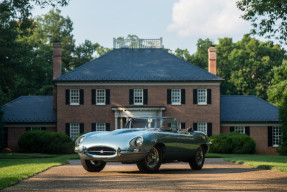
[1,96,56,123]
[55,48,223,82]
[220,95,279,123]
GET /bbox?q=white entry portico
[112,107,165,129]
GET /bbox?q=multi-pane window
[171,89,181,105]
[70,123,80,140]
[234,126,245,134]
[27,127,42,131]
[197,122,207,134]
[96,123,106,131]
[134,89,143,105]
[272,126,281,147]
[96,89,106,105]
[197,89,207,105]
[70,89,80,105]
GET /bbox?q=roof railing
[113,37,163,49]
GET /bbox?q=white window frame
[96,123,106,131]
[134,89,143,105]
[234,126,245,134]
[171,89,181,105]
[28,127,42,131]
[70,123,80,140]
[70,89,80,105]
[197,122,207,134]
[197,89,207,105]
[96,89,106,105]
[272,126,281,147]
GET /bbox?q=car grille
[87,146,116,156]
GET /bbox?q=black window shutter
[207,123,212,137]
[106,89,110,105]
[92,89,96,104]
[41,127,46,131]
[66,89,70,105]
[129,89,134,104]
[26,127,30,131]
[268,126,273,147]
[65,123,70,136]
[193,89,198,104]
[92,123,96,131]
[106,123,110,131]
[230,126,234,132]
[80,123,84,134]
[207,89,212,104]
[181,122,186,129]
[193,123,197,131]
[181,89,185,104]
[80,89,84,104]
[167,89,171,104]
[143,89,148,104]
[245,126,250,136]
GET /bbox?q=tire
[80,158,106,172]
[137,146,162,173]
[189,146,205,170]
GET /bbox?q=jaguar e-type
[75,117,211,173]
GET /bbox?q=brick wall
[56,84,221,135]
[221,126,278,155]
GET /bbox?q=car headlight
[130,136,144,147]
[75,136,85,146]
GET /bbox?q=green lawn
[207,153,287,174]
[0,153,79,190]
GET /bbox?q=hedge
[209,132,256,154]
[18,130,74,154]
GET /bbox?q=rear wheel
[189,146,205,170]
[137,146,162,173]
[80,158,106,172]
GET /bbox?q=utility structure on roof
[113,37,163,49]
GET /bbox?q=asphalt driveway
[3,158,287,192]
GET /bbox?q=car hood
[81,128,153,149]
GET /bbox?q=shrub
[278,96,287,155]
[18,131,74,154]
[209,132,256,154]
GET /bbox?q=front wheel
[80,158,106,172]
[189,146,205,170]
[137,146,162,173]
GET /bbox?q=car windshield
[125,117,178,130]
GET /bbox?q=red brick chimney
[208,46,216,75]
[53,41,61,110]
[53,41,62,80]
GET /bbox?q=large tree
[267,60,287,107]
[237,0,287,44]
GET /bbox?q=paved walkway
[3,158,287,192]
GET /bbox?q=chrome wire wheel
[189,146,205,170]
[195,148,204,165]
[145,147,160,169]
[137,145,162,172]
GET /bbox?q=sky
[32,0,255,54]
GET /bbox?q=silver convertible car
[75,117,211,173]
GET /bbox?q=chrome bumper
[75,146,148,162]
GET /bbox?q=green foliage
[278,96,287,155]
[267,60,287,107]
[18,131,74,154]
[174,38,213,70]
[209,132,256,154]
[0,154,77,190]
[237,0,287,45]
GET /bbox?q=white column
[115,117,118,130]
[120,118,123,129]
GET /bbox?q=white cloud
[168,0,250,38]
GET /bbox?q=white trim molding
[221,123,280,127]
